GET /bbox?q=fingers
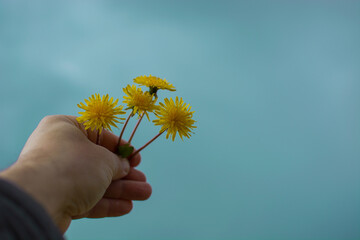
[123,168,147,181]
[65,115,142,166]
[104,180,152,201]
[104,166,151,200]
[73,168,151,220]
[100,132,141,167]
[95,130,142,167]
[129,153,141,167]
[76,198,133,218]
[97,129,124,153]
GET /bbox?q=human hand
[0,115,152,233]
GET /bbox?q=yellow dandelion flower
[77,94,126,134]
[153,97,196,141]
[123,85,158,121]
[133,75,176,95]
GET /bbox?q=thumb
[113,156,130,180]
[96,146,130,180]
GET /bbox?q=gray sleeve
[0,178,63,240]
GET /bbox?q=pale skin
[0,115,152,233]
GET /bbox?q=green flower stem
[128,112,145,144]
[129,129,166,160]
[117,113,132,149]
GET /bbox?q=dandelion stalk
[117,113,133,148]
[96,129,101,145]
[128,112,145,144]
[129,129,166,159]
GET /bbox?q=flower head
[123,85,158,121]
[77,94,125,134]
[134,75,176,95]
[153,97,196,141]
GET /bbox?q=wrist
[0,161,69,230]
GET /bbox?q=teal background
[1,1,360,239]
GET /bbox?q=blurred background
[0,0,359,239]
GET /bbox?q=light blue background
[1,1,359,240]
